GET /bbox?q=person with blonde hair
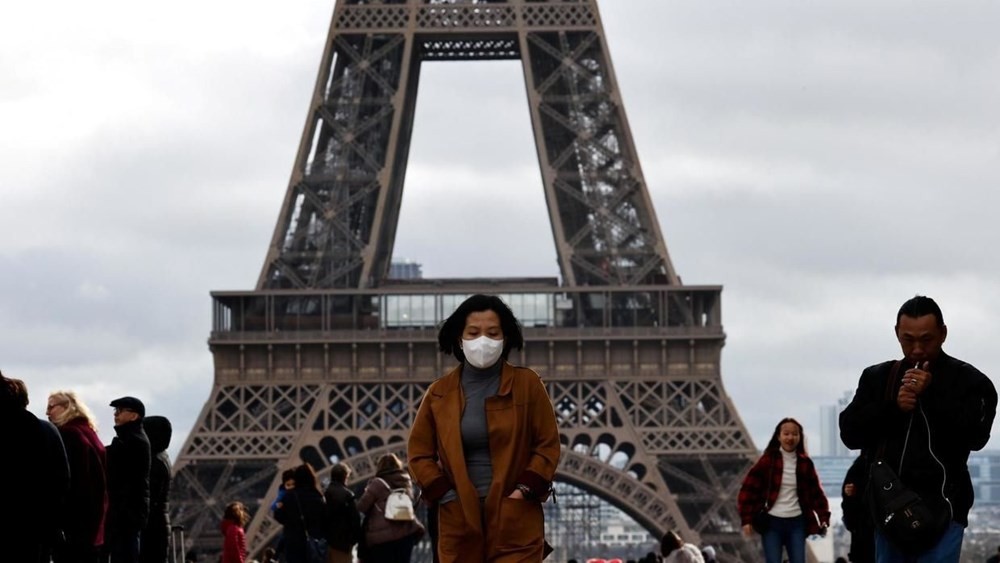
[48,390,108,563]
[357,453,424,562]
[221,501,250,563]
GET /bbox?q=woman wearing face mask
[408,294,560,563]
[737,417,830,563]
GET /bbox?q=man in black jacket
[324,462,361,563]
[840,296,997,562]
[107,396,152,563]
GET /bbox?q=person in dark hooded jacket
[141,415,173,563]
[0,372,70,563]
[106,396,152,563]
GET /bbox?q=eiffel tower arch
[170,1,762,561]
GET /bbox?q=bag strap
[874,361,904,461]
[292,490,317,541]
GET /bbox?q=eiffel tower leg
[172,2,776,562]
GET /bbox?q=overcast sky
[2,1,999,465]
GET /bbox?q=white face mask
[461,335,504,369]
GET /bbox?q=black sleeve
[41,421,70,509]
[840,363,898,451]
[959,372,997,451]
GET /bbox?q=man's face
[113,407,140,426]
[896,314,947,364]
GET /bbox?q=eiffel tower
[170,1,761,561]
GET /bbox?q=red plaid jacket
[737,450,831,535]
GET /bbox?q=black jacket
[0,409,69,560]
[324,482,361,551]
[841,455,874,563]
[141,416,172,563]
[274,487,327,563]
[107,419,152,535]
[840,352,997,525]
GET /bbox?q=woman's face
[779,422,801,452]
[461,310,504,343]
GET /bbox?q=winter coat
[840,352,997,525]
[841,455,874,563]
[356,469,424,547]
[221,519,247,563]
[737,449,831,536]
[58,417,109,548]
[106,419,152,537]
[408,362,561,562]
[0,408,69,561]
[324,482,361,551]
[141,415,173,563]
[274,487,327,563]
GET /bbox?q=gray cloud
[2,0,998,458]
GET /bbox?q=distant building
[389,260,423,280]
[819,391,853,457]
[969,451,1000,505]
[813,455,855,494]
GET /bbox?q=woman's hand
[742,524,753,537]
[507,488,525,500]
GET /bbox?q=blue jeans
[762,515,806,563]
[875,521,963,563]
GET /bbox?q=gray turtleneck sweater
[440,361,502,503]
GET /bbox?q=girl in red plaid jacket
[737,417,830,563]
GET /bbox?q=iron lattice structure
[171,2,763,562]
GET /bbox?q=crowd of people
[0,374,173,563]
[5,293,994,563]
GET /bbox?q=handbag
[868,459,950,554]
[376,477,416,521]
[867,362,951,555]
[751,509,770,535]
[304,535,329,563]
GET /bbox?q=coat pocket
[496,496,544,549]
[438,498,473,555]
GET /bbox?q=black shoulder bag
[867,361,952,555]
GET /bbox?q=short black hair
[437,294,524,363]
[896,295,944,328]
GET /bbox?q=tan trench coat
[408,362,561,563]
